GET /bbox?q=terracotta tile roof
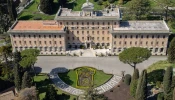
[13,21,63,31]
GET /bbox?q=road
[34,56,167,75]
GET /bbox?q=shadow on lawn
[18,15,34,20]
[58,72,74,86]
[65,2,77,10]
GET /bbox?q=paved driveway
[34,56,167,75]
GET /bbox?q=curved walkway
[49,68,122,96]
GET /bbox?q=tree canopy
[40,0,53,14]
[168,38,175,63]
[119,47,151,69]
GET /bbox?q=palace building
[8,0,170,55]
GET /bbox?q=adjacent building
[8,0,170,55]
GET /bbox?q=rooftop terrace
[112,21,170,33]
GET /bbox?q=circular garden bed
[58,66,113,89]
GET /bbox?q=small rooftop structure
[81,0,94,11]
[112,21,170,33]
[8,21,66,33]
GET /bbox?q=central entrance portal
[87,43,90,49]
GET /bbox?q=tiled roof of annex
[12,21,64,31]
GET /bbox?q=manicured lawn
[18,0,58,20]
[147,60,175,73]
[58,67,113,89]
[34,74,77,100]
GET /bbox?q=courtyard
[34,56,167,75]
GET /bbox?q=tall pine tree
[21,71,32,89]
[7,0,17,20]
[14,64,21,91]
[130,68,139,97]
[168,38,175,63]
[136,70,147,100]
[163,66,173,100]
[45,85,57,100]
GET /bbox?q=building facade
[8,1,170,55]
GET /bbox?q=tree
[7,0,17,20]
[127,0,150,20]
[0,12,11,34]
[157,92,164,100]
[163,66,173,100]
[21,71,32,89]
[40,0,53,14]
[0,45,12,66]
[17,86,38,100]
[135,70,147,100]
[44,85,57,100]
[57,0,68,7]
[124,74,131,85]
[20,49,39,71]
[119,47,151,69]
[156,0,175,21]
[168,38,175,63]
[14,64,21,91]
[130,69,139,97]
[84,85,107,100]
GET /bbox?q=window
[60,22,62,25]
[135,41,137,45]
[77,22,78,25]
[54,35,56,38]
[97,31,99,34]
[92,22,94,25]
[49,41,51,44]
[66,22,68,25]
[19,41,21,44]
[163,35,165,38]
[136,35,138,38]
[24,41,26,45]
[39,41,41,45]
[152,35,154,38]
[130,41,132,45]
[72,37,74,40]
[120,35,122,38]
[49,35,51,38]
[108,22,110,25]
[151,41,153,45]
[67,37,69,40]
[18,35,20,38]
[97,37,99,40]
[147,35,149,38]
[87,22,89,25]
[34,41,36,44]
[87,31,89,34]
[155,48,158,52]
[72,22,73,25]
[44,35,46,38]
[29,41,31,44]
[44,41,46,44]
[156,41,158,45]
[102,31,104,34]
[13,35,15,38]
[39,35,41,38]
[29,35,31,38]
[162,42,164,45]
[114,35,117,38]
[125,35,127,38]
[146,41,148,45]
[54,41,56,45]
[34,35,36,38]
[103,22,104,25]
[24,35,25,38]
[130,35,132,38]
[92,31,94,35]
[60,41,62,44]
[119,41,121,44]
[59,35,61,38]
[77,37,79,40]
[140,41,142,45]
[102,37,104,40]
[124,41,127,45]
[141,35,143,38]
[82,31,84,35]
[158,35,160,38]
[114,41,116,44]
[82,37,84,40]
[107,37,109,40]
[97,22,99,25]
[82,22,84,25]
[114,22,116,25]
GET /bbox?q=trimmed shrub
[97,0,103,5]
[124,74,131,85]
[108,0,115,3]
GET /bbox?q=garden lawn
[147,60,175,73]
[34,74,77,100]
[18,0,58,20]
[58,68,113,89]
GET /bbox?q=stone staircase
[81,49,96,57]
